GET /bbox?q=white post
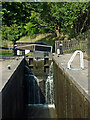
[25,50,30,55]
[57,49,60,55]
[80,51,84,69]
[17,50,20,55]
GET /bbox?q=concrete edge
[53,56,90,102]
[1,56,25,92]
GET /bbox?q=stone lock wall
[2,58,25,119]
[53,61,90,118]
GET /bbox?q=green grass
[18,33,53,43]
[36,34,57,46]
[18,33,58,46]
[18,33,57,52]
[0,49,14,55]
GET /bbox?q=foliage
[24,2,90,38]
[2,24,21,44]
[24,11,39,37]
[0,49,13,55]
[2,2,31,43]
[2,2,31,26]
[2,2,90,43]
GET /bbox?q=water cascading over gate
[45,62,54,104]
[24,65,45,104]
[24,60,55,105]
[24,60,57,118]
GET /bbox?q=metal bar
[67,50,84,69]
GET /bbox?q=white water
[45,62,54,104]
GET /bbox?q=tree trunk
[74,21,78,35]
[80,11,89,34]
[55,25,60,38]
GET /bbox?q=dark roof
[34,41,49,45]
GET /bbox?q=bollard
[59,43,63,54]
[22,50,25,56]
[57,49,60,55]
[14,44,17,56]
[17,50,20,56]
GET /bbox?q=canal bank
[53,53,90,118]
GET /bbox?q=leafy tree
[41,2,89,37]
[25,2,89,38]
[2,2,90,42]
[2,24,20,45]
[2,2,31,26]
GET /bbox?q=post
[29,57,33,65]
[59,42,63,54]
[55,41,60,53]
[17,50,20,56]
[57,49,60,55]
[14,44,17,56]
[22,50,25,56]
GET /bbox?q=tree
[26,2,89,38]
[2,2,90,41]
[2,2,31,26]
[2,24,21,46]
[49,2,89,37]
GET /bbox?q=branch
[80,11,89,33]
[37,17,54,28]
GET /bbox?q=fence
[55,39,87,54]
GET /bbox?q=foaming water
[24,65,45,104]
[45,62,54,104]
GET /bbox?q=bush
[2,24,25,44]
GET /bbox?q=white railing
[17,44,52,53]
[67,50,84,70]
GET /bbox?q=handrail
[67,50,84,70]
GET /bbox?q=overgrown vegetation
[2,2,90,46]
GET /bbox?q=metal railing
[55,39,87,54]
[67,50,84,70]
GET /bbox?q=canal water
[24,59,55,105]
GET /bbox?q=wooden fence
[55,39,87,54]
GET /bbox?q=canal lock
[24,57,56,118]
